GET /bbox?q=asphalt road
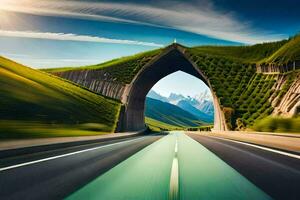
[68,133,271,200]
[0,132,299,200]
[187,133,300,200]
[0,135,162,200]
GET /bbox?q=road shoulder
[186,131,300,154]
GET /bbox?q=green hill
[145,98,205,128]
[190,34,300,65]
[145,117,182,131]
[43,49,162,84]
[189,39,288,63]
[263,34,300,64]
[0,56,121,138]
[186,36,300,129]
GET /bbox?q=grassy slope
[145,117,182,131]
[44,49,162,84]
[0,56,121,138]
[253,117,300,133]
[145,98,204,128]
[189,39,287,63]
[263,34,300,64]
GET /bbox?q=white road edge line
[207,136,300,160]
[0,137,147,172]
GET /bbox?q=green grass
[263,34,300,64]
[44,49,161,72]
[44,49,162,84]
[0,121,111,139]
[145,117,183,131]
[253,117,300,133]
[145,117,212,132]
[0,56,121,138]
[189,39,287,63]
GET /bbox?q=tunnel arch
[118,44,227,132]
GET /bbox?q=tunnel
[118,44,227,132]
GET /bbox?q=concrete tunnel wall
[118,44,227,132]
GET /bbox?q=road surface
[0,135,162,199]
[187,133,300,200]
[0,131,299,200]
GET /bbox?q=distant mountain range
[146,90,214,123]
[147,90,169,103]
[145,98,203,128]
[177,100,213,123]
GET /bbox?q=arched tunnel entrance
[118,44,227,132]
[145,70,214,130]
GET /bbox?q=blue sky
[0,0,299,96]
[151,71,211,98]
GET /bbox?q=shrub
[242,112,251,119]
[236,118,246,130]
[253,117,300,133]
[251,112,260,119]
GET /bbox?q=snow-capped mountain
[147,90,169,102]
[195,99,214,116]
[194,90,213,102]
[168,93,186,104]
[177,100,213,123]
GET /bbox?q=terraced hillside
[187,36,300,130]
[0,56,121,138]
[41,34,300,131]
[45,49,161,84]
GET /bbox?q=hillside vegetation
[187,36,299,130]
[44,49,162,84]
[0,56,121,138]
[145,98,205,128]
[253,117,300,133]
[187,50,257,129]
[263,34,300,64]
[189,40,287,63]
[145,117,182,131]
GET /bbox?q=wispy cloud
[0,0,286,44]
[0,30,163,47]
[0,54,105,68]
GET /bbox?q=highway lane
[69,132,270,200]
[68,132,177,200]
[0,134,162,200]
[188,133,300,200]
[1,131,299,200]
[178,133,270,200]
